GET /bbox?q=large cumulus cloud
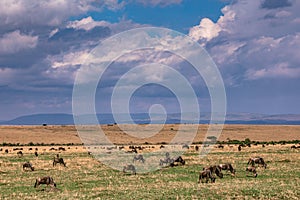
[189,0,300,82]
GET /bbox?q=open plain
[0,124,299,199]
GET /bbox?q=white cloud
[49,50,90,69]
[246,63,300,80]
[190,0,300,81]
[67,16,145,34]
[0,0,125,26]
[67,17,111,31]
[189,18,221,44]
[0,30,38,54]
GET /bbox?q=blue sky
[0,0,299,120]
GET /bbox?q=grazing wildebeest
[53,154,66,167]
[123,164,136,175]
[195,145,199,151]
[198,169,216,183]
[238,145,242,151]
[246,166,258,177]
[291,145,300,149]
[5,149,9,153]
[218,144,224,149]
[170,156,185,167]
[203,165,223,178]
[218,163,236,176]
[248,157,267,169]
[159,157,174,166]
[133,155,145,163]
[17,151,23,157]
[34,176,56,188]
[34,151,38,157]
[23,162,34,171]
[58,147,66,151]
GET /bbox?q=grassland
[0,125,299,199]
[1,144,300,199]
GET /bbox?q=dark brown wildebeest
[195,145,199,151]
[246,166,258,177]
[238,145,242,151]
[17,151,23,157]
[34,176,56,188]
[218,144,224,149]
[23,162,34,171]
[34,151,38,157]
[53,154,66,167]
[203,165,223,179]
[198,169,216,183]
[170,156,185,167]
[218,163,236,176]
[123,164,136,175]
[248,157,267,169]
[133,154,145,163]
[58,147,66,151]
[5,149,9,153]
[291,145,300,149]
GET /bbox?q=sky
[0,0,300,120]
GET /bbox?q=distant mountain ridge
[1,113,300,125]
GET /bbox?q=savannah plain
[0,124,300,199]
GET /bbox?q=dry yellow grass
[0,124,299,145]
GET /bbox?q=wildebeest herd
[3,142,297,193]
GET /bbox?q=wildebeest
[203,165,223,178]
[23,162,34,171]
[34,151,38,157]
[159,157,174,166]
[133,154,145,163]
[5,149,9,153]
[58,147,66,151]
[170,156,185,167]
[291,145,300,149]
[246,166,258,177]
[238,145,242,151]
[53,154,66,167]
[198,169,216,183]
[34,176,56,188]
[218,144,224,149]
[123,164,136,175]
[17,151,23,157]
[218,163,236,176]
[248,157,267,169]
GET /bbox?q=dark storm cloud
[261,0,292,9]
